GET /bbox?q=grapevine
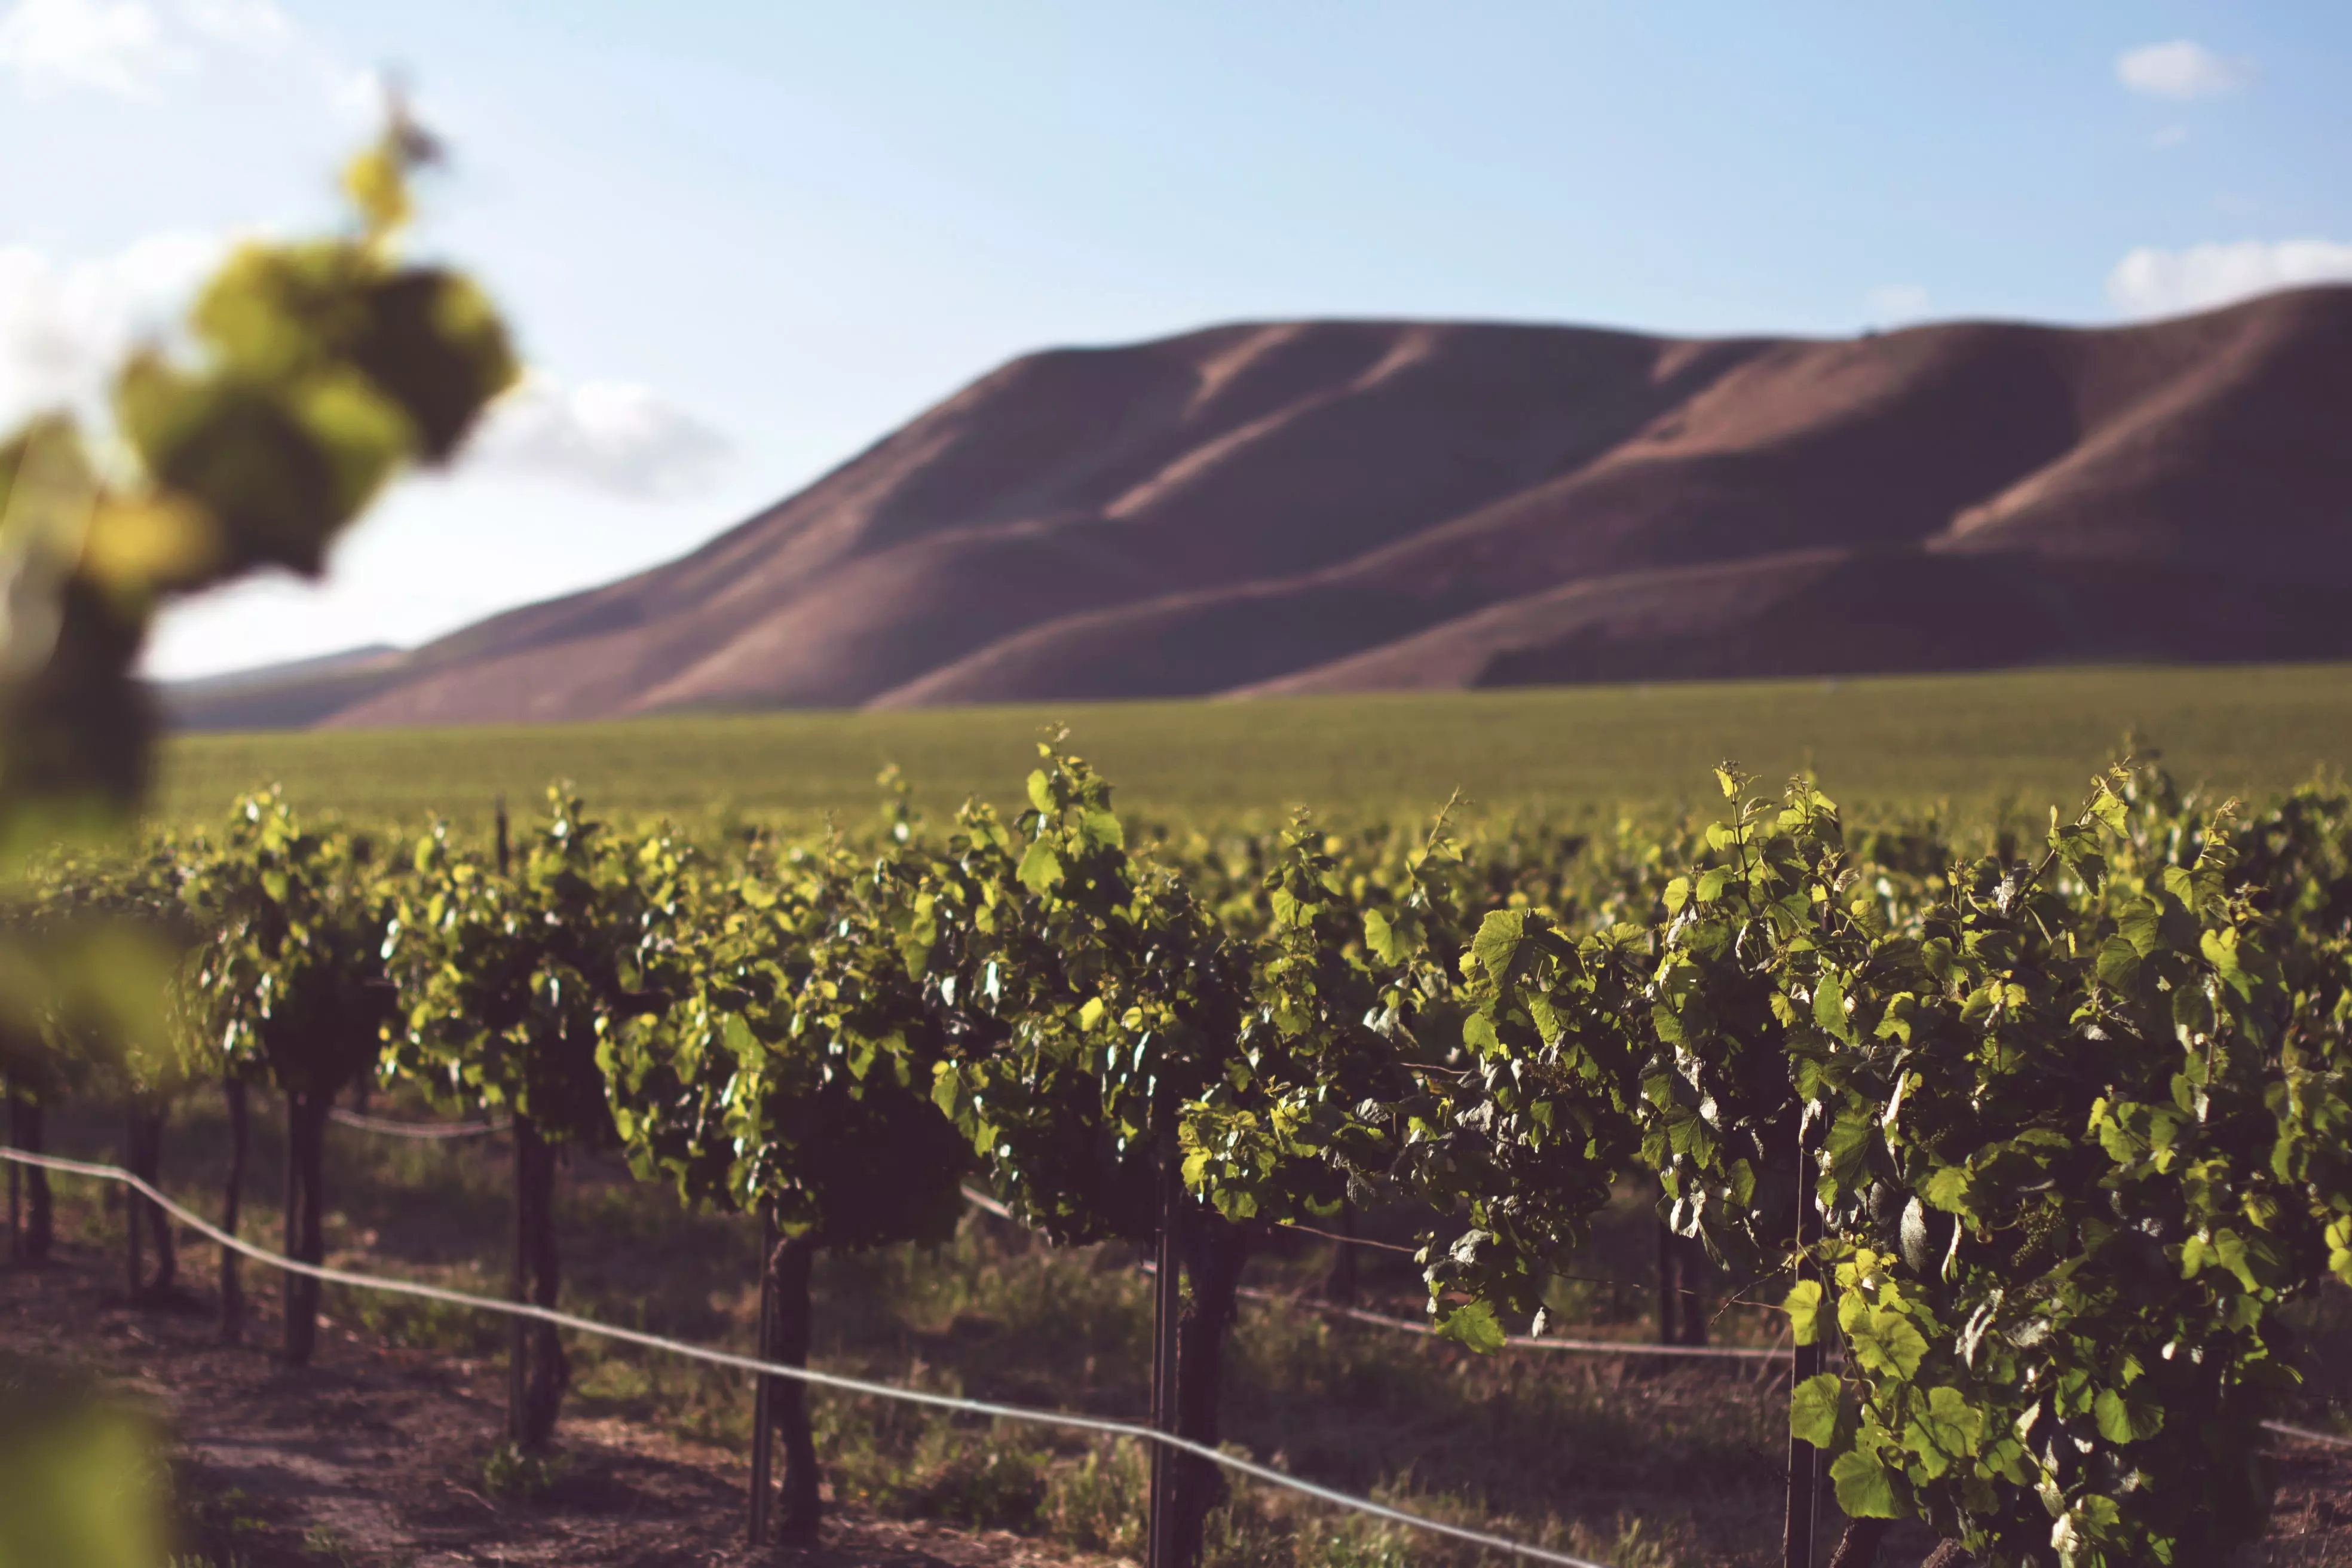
[11,750,2352,1568]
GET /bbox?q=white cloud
[1864,283,1931,326]
[331,61,386,121]
[2116,40,2249,101]
[2106,239,2352,318]
[468,374,731,498]
[0,230,225,424]
[0,0,177,98]
[0,0,289,97]
[0,248,730,506]
[2149,124,2189,151]
[176,0,285,50]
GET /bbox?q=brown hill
[167,286,2352,730]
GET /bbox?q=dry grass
[23,1086,2352,1567]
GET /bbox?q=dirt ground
[1,1235,1111,1568]
[8,1222,2352,1568]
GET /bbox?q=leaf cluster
[384,790,659,1146]
[603,816,969,1248]
[182,789,394,1102]
[924,746,1245,1244]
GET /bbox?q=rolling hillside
[166,285,2352,730]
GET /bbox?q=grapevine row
[5,749,2351,1568]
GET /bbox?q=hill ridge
[164,286,2352,730]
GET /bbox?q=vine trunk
[12,1097,50,1262]
[753,1226,821,1545]
[124,1102,173,1301]
[1171,1209,1251,1568]
[219,1078,248,1342]
[509,1115,568,1448]
[281,1089,329,1365]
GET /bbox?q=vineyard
[153,662,2352,830]
[8,740,2352,1568]
[5,89,2339,1568]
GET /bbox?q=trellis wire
[961,1186,1783,1361]
[2265,1420,2352,1451]
[16,1147,2345,1544]
[329,1107,512,1138]
[0,1145,1615,1568]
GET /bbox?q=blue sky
[3,1,2346,678]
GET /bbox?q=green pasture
[154,663,2352,832]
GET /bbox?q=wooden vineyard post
[280,1088,329,1364]
[1318,1199,1357,1304]
[507,1119,528,1444]
[1656,1214,1677,1346]
[220,1077,248,1342]
[124,1109,143,1301]
[494,797,533,1448]
[507,1114,570,1446]
[1784,1122,1822,1568]
[19,1098,47,1263]
[1656,1223,1708,1348]
[6,1073,18,1267]
[1683,1235,1710,1347]
[749,1209,779,1546]
[1146,1130,1183,1568]
[281,1093,300,1358]
[122,1106,173,1303]
[771,1235,822,1542]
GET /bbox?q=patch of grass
[1039,1438,1146,1557]
[299,1523,356,1565]
[894,1432,1051,1530]
[323,1263,506,1355]
[479,1441,568,1502]
[159,1453,277,1568]
[55,1079,2346,1566]
[568,1343,751,1448]
[1203,1486,1417,1568]
[155,663,2352,831]
[1198,1472,1709,1568]
[174,1480,269,1545]
[20,1100,1808,1566]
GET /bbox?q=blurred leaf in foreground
[0,1356,163,1568]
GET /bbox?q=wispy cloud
[0,0,289,98]
[467,373,731,498]
[2149,124,2189,151]
[177,0,286,51]
[2115,39,2250,101]
[0,238,728,513]
[0,0,177,98]
[2107,239,2352,318]
[0,230,226,422]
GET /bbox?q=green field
[155,663,2352,832]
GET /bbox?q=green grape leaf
[1784,1279,1828,1345]
[1790,1372,1845,1447]
[1471,909,1526,986]
[1909,1385,1985,1463]
[2092,1387,2163,1445]
[1432,1299,1506,1354]
[1828,1447,1901,1518]
[1847,1305,1928,1379]
[1016,842,1063,893]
